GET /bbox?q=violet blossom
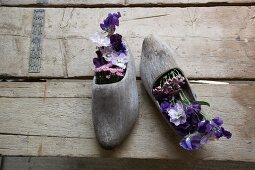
[167,101,186,126]
[91,12,128,84]
[198,117,232,144]
[110,53,129,69]
[110,34,126,52]
[100,12,121,34]
[180,133,202,150]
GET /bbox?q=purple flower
[100,12,121,34]
[198,118,232,144]
[93,50,106,68]
[186,102,201,116]
[101,47,117,62]
[221,127,232,139]
[198,120,212,134]
[110,34,126,52]
[212,117,223,126]
[174,123,191,136]
[167,101,186,126]
[160,101,170,112]
[174,112,202,137]
[110,53,129,69]
[93,58,102,68]
[180,133,202,150]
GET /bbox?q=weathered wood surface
[126,0,255,5]
[1,0,255,6]
[0,81,254,161]
[0,7,254,79]
[2,157,255,170]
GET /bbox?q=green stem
[200,111,212,121]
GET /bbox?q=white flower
[90,32,111,47]
[111,53,129,69]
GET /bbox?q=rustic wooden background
[0,0,255,169]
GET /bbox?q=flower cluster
[153,69,232,150]
[90,12,128,84]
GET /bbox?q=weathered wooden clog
[140,35,196,117]
[92,47,139,149]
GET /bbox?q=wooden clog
[92,46,139,149]
[140,34,196,118]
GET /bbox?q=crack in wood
[123,14,169,21]
[0,133,94,140]
[59,39,69,78]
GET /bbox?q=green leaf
[196,101,210,107]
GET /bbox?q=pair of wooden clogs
[92,35,195,149]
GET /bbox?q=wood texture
[92,47,139,149]
[0,81,254,161]
[0,7,254,79]
[0,0,124,6]
[2,157,255,170]
[127,0,255,5]
[1,0,255,6]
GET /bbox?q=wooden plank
[0,81,254,161]
[126,0,255,5]
[0,7,254,79]
[0,0,124,6]
[1,0,255,6]
[2,157,255,170]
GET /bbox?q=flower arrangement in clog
[90,12,128,84]
[140,35,232,151]
[152,69,232,150]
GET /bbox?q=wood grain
[2,157,255,170]
[1,0,255,6]
[127,0,255,5]
[0,81,254,161]
[0,7,254,79]
[0,0,124,6]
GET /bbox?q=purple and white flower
[90,32,111,47]
[91,12,129,84]
[167,101,186,126]
[111,53,129,69]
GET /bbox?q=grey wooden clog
[140,35,196,119]
[92,47,139,149]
